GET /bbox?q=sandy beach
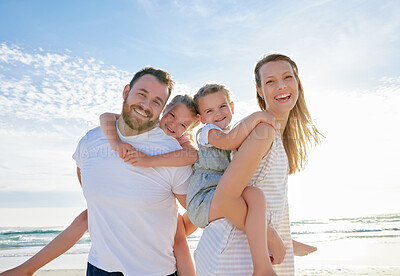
[35,270,85,276]
[27,266,400,275]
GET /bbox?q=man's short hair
[129,67,174,101]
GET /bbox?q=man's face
[122,74,169,133]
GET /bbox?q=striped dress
[194,132,294,276]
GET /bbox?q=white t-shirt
[197,124,229,147]
[73,125,192,275]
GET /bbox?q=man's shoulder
[78,127,108,149]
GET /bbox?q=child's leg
[0,210,88,276]
[173,214,195,276]
[242,186,275,275]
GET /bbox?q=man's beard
[122,100,158,133]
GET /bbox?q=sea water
[1,210,399,273]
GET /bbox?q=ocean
[1,212,399,274]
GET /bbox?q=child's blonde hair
[193,83,232,107]
[254,53,323,174]
[165,94,200,133]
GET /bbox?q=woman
[194,53,322,275]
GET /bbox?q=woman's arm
[208,111,276,150]
[209,123,276,227]
[124,142,198,167]
[0,211,88,276]
[99,112,134,158]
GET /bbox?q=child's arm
[292,240,317,256]
[208,111,277,150]
[0,211,88,276]
[99,112,134,158]
[173,214,196,276]
[124,141,198,167]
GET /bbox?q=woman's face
[257,60,299,117]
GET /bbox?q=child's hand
[124,149,153,167]
[258,111,277,131]
[267,227,286,265]
[111,141,135,159]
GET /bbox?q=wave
[0,213,398,253]
[0,229,62,236]
[292,228,400,235]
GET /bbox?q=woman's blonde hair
[254,53,322,174]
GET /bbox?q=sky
[0,0,399,224]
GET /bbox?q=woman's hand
[267,227,286,265]
[124,149,154,167]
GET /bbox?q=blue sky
[1,0,399,222]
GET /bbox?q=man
[73,67,192,275]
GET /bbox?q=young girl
[104,94,199,167]
[0,95,200,276]
[186,83,281,276]
[194,54,322,276]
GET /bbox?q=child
[186,83,280,276]
[0,95,199,276]
[104,94,199,167]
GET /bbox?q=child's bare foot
[293,241,317,256]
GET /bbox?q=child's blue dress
[186,124,231,228]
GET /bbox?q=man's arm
[77,167,82,187]
[174,194,197,236]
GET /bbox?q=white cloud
[0,43,130,129]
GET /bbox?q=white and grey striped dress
[194,133,294,276]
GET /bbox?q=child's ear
[197,114,205,124]
[122,84,130,99]
[230,101,235,114]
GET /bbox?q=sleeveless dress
[186,125,231,228]
[194,132,295,276]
